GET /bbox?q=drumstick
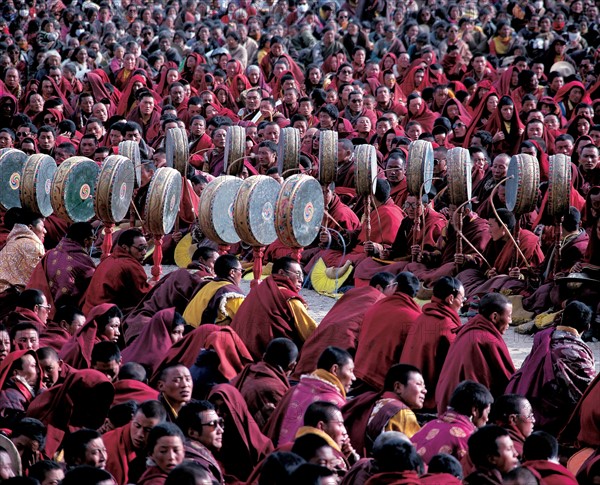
[323,211,345,231]
[452,198,492,270]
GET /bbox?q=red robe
[389,179,409,207]
[560,372,600,447]
[39,322,72,351]
[522,460,578,485]
[435,314,515,414]
[400,298,461,410]
[103,422,137,485]
[112,379,159,405]
[354,292,422,390]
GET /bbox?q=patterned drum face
[233,175,280,246]
[198,175,243,245]
[447,147,473,206]
[165,127,189,176]
[548,154,572,218]
[223,126,246,176]
[506,154,540,215]
[118,140,142,187]
[318,130,338,185]
[50,157,100,223]
[95,155,135,224]
[354,145,377,196]
[275,174,324,248]
[407,140,434,196]
[20,154,57,217]
[0,149,27,210]
[144,167,183,235]
[277,127,301,177]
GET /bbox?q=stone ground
[150,264,600,372]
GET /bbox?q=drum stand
[218,245,231,255]
[251,246,265,288]
[102,223,114,256]
[151,235,164,282]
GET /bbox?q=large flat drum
[233,175,280,246]
[278,127,300,177]
[447,147,473,206]
[118,141,142,187]
[144,167,183,235]
[223,126,246,176]
[407,140,434,196]
[20,154,57,217]
[198,175,243,245]
[95,155,135,224]
[165,127,189,176]
[50,157,99,222]
[318,130,338,185]
[275,174,324,248]
[354,145,377,196]
[506,154,539,215]
[0,149,27,210]
[547,154,572,218]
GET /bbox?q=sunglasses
[202,418,225,429]
[44,117,57,123]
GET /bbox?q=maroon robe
[560,372,600,447]
[435,314,515,414]
[522,460,578,485]
[389,179,409,207]
[39,321,72,351]
[112,379,159,405]
[103,422,138,485]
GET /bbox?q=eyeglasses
[404,202,418,208]
[284,269,304,279]
[232,267,243,273]
[37,304,52,310]
[131,245,148,252]
[340,69,353,74]
[350,98,363,103]
[338,14,348,19]
[44,117,57,123]
[202,418,225,429]
[16,132,30,137]
[517,413,535,422]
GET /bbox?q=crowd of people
[0,0,600,483]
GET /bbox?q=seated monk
[0,350,43,427]
[39,306,86,351]
[231,257,316,360]
[103,400,167,485]
[400,277,464,411]
[386,153,409,208]
[112,363,159,406]
[265,347,355,446]
[456,208,544,299]
[343,364,426,457]
[182,255,245,327]
[489,395,535,459]
[137,423,186,485]
[436,293,515,415]
[231,338,297,429]
[26,222,95,316]
[155,364,194,422]
[291,434,344,476]
[506,301,595,435]
[82,228,151,315]
[2,289,50,333]
[293,272,396,378]
[354,272,422,391]
[37,346,73,389]
[10,322,40,352]
[521,431,578,485]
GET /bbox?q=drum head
[447,147,472,206]
[95,155,135,223]
[0,149,27,211]
[50,157,99,223]
[318,130,338,185]
[223,126,246,176]
[234,175,280,246]
[548,154,572,218]
[144,167,183,235]
[354,145,377,196]
[407,140,434,196]
[198,175,243,245]
[275,174,324,247]
[278,127,301,177]
[505,154,540,215]
[165,127,189,176]
[118,141,142,187]
[20,154,57,217]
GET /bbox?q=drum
[20,154,57,217]
[318,130,338,185]
[94,155,135,224]
[354,145,377,196]
[278,127,300,177]
[505,154,540,215]
[0,149,27,211]
[547,154,572,218]
[50,157,100,223]
[144,167,183,235]
[233,175,280,246]
[275,174,324,248]
[198,175,243,245]
[447,147,473,206]
[118,141,142,187]
[223,126,246,176]
[165,127,189,176]
[407,140,434,196]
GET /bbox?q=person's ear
[330,363,339,375]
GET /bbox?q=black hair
[10,322,39,343]
[63,428,102,466]
[272,256,299,274]
[384,364,421,392]
[146,422,185,455]
[137,400,168,422]
[316,346,352,371]
[370,272,396,289]
[257,451,305,485]
[61,465,113,485]
[291,434,331,461]
[394,272,420,297]
[118,228,144,247]
[107,401,138,428]
[11,417,46,451]
[290,463,335,485]
[214,254,241,278]
[374,178,391,203]
[448,381,494,416]
[303,401,340,427]
[561,300,592,333]
[428,453,463,479]
[118,362,147,382]
[91,341,121,364]
[372,439,423,473]
[432,276,463,300]
[264,338,298,369]
[28,460,63,483]
[54,305,85,327]
[467,425,510,468]
[96,306,123,333]
[175,400,214,437]
[522,430,558,461]
[164,462,214,485]
[66,222,94,245]
[478,293,510,319]
[16,289,44,310]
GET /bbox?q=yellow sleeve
[216,296,245,325]
[384,408,421,438]
[288,298,318,342]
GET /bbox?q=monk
[231,338,297,429]
[155,364,193,422]
[386,153,409,208]
[2,289,50,333]
[182,255,245,327]
[82,228,151,315]
[354,272,422,391]
[0,350,42,425]
[521,431,578,485]
[230,257,317,360]
[463,425,519,484]
[489,395,535,459]
[435,293,516,414]
[400,276,464,411]
[103,400,167,485]
[112,363,160,405]
[39,306,86,351]
[293,272,396,378]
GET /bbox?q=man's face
[257,147,276,169]
[490,436,519,474]
[263,124,280,143]
[5,69,19,88]
[212,129,227,149]
[14,353,38,386]
[127,236,148,262]
[82,437,108,469]
[489,303,513,334]
[197,410,224,451]
[14,329,39,350]
[492,157,509,180]
[280,262,304,291]
[395,372,427,409]
[170,86,185,105]
[92,104,108,122]
[80,96,94,114]
[140,97,155,116]
[93,358,120,382]
[0,331,10,361]
[190,118,206,137]
[0,132,13,149]
[472,56,485,72]
[320,410,348,448]
[125,130,142,142]
[38,131,55,151]
[245,91,261,110]
[39,356,62,388]
[555,140,573,155]
[434,88,449,107]
[581,147,600,172]
[80,138,97,157]
[109,129,124,147]
[130,412,163,450]
[158,366,193,405]
[0,451,14,480]
[386,159,405,183]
